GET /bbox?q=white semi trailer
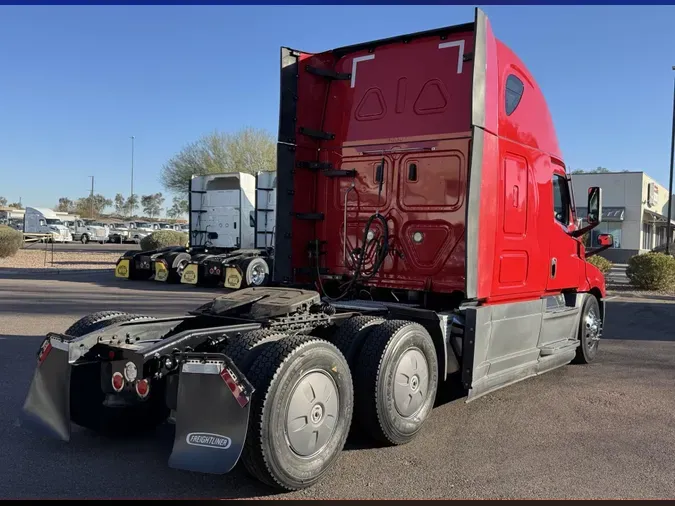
[114,171,276,288]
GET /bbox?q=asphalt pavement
[0,272,674,499]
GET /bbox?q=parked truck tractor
[114,171,276,287]
[64,219,109,244]
[22,8,613,493]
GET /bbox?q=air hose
[315,211,389,301]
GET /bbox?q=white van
[24,207,73,243]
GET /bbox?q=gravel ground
[0,249,119,270]
[0,272,674,499]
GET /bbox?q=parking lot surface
[0,272,674,499]
[22,242,140,254]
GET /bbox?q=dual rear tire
[234,317,438,490]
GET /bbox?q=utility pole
[130,135,135,217]
[89,176,95,219]
[666,67,675,255]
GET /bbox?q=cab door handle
[551,258,557,279]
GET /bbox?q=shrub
[0,225,24,258]
[586,254,613,275]
[140,230,188,251]
[626,252,675,291]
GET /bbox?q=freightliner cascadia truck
[22,8,613,492]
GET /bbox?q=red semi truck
[22,8,612,492]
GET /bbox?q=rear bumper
[22,325,257,475]
[180,257,242,288]
[115,253,153,279]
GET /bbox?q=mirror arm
[585,244,612,258]
[571,222,598,238]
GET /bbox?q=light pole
[130,135,135,217]
[666,67,675,255]
[89,176,94,218]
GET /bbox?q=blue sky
[1,5,674,209]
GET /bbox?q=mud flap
[22,338,72,441]
[168,354,254,474]
[154,260,170,282]
[115,258,130,278]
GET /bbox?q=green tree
[167,196,189,219]
[8,202,23,209]
[125,194,139,217]
[159,127,276,194]
[141,193,164,218]
[114,193,126,215]
[55,197,74,213]
[0,196,7,207]
[75,194,112,219]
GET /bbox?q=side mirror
[587,186,602,225]
[597,233,613,247]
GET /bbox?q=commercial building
[570,171,675,263]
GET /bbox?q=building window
[592,223,622,249]
[552,174,571,226]
[642,223,653,250]
[505,75,524,116]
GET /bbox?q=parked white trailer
[23,207,73,243]
[114,171,276,287]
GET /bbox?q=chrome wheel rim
[585,307,601,351]
[250,263,267,286]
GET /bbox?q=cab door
[546,168,583,292]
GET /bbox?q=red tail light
[135,379,150,398]
[111,372,125,392]
[220,368,250,408]
[38,342,52,364]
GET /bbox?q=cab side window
[552,175,571,226]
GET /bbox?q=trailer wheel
[242,336,353,491]
[240,256,270,288]
[354,320,438,446]
[69,312,168,436]
[573,295,602,364]
[222,329,287,373]
[329,315,384,368]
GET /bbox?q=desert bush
[0,225,23,258]
[586,254,613,275]
[140,230,188,251]
[626,252,675,291]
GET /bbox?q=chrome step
[539,339,579,356]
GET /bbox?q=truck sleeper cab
[22,8,612,494]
